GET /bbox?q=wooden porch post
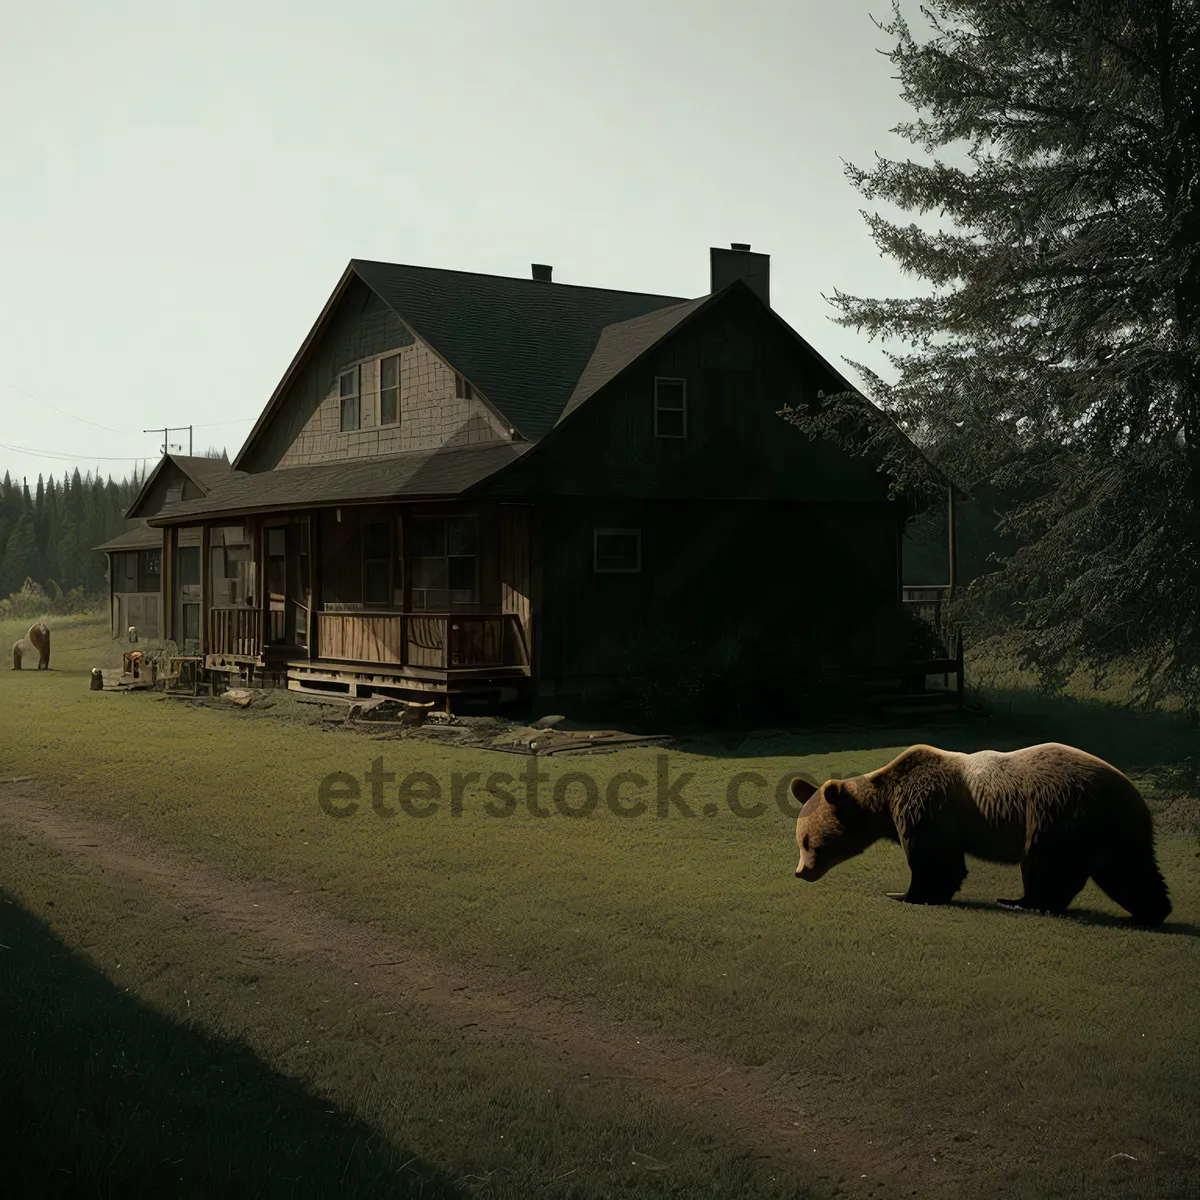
[162,525,177,641]
[309,512,319,659]
[947,484,958,596]
[199,523,210,657]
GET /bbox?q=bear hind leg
[998,835,1089,916]
[1090,851,1171,926]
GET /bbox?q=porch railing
[316,611,527,670]
[210,607,261,657]
[902,584,953,633]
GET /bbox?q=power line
[2,382,137,434]
[4,381,255,434]
[0,441,150,463]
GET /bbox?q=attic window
[339,366,360,432]
[379,354,400,426]
[455,373,474,401]
[654,378,687,438]
[165,484,183,504]
[594,528,641,573]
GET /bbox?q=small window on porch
[410,516,478,611]
[363,521,392,606]
[653,377,687,438]
[177,546,201,587]
[594,528,641,573]
[225,543,251,605]
[339,366,360,432]
[137,548,161,592]
[182,603,200,643]
[119,552,137,591]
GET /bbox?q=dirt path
[1,783,944,1198]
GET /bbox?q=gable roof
[486,279,968,504]
[558,295,713,423]
[94,519,162,553]
[146,440,531,525]
[125,453,233,519]
[232,260,690,467]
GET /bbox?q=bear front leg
[887,833,967,905]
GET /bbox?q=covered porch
[158,500,532,705]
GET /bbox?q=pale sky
[0,0,931,489]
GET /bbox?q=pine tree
[0,513,37,596]
[784,0,1200,712]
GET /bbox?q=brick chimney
[531,263,553,282]
[710,243,769,306]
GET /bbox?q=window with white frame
[339,366,360,432]
[379,354,400,425]
[455,372,474,400]
[594,528,641,573]
[653,377,686,438]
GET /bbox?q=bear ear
[824,780,858,812]
[789,777,819,805]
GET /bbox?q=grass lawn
[2,612,1198,1198]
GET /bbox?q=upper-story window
[339,366,360,432]
[654,377,687,438]
[379,354,400,426]
[455,372,474,401]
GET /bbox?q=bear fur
[791,742,1171,925]
[12,623,50,670]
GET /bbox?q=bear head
[792,776,876,881]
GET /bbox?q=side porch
[157,501,533,709]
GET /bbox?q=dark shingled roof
[146,441,531,525]
[170,454,233,490]
[350,259,690,440]
[558,295,714,424]
[94,520,162,552]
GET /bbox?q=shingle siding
[274,285,510,470]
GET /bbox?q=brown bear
[12,623,50,670]
[791,743,1171,925]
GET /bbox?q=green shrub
[0,578,102,621]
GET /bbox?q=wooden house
[96,456,231,641]
[126,246,955,711]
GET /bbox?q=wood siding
[498,504,532,665]
[483,288,896,506]
[319,612,404,663]
[534,498,901,686]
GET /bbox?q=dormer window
[455,373,474,401]
[379,354,400,425]
[654,377,687,438]
[339,366,360,432]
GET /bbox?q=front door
[265,524,311,649]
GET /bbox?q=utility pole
[144,426,193,458]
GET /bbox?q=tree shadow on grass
[669,684,1198,784]
[0,892,463,1200]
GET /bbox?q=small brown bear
[12,622,51,670]
[791,742,1171,925]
